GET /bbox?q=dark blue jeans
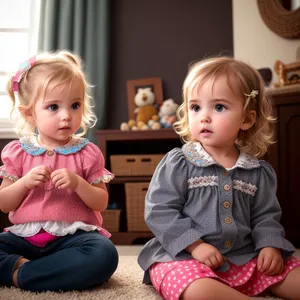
[0,230,118,292]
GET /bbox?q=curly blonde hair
[173,56,275,157]
[6,50,97,136]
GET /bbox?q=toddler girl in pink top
[0,50,118,292]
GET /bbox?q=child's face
[32,78,84,147]
[187,74,253,152]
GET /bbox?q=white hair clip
[244,90,259,99]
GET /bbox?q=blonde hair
[6,50,97,136]
[173,56,275,157]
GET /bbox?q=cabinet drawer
[102,209,121,232]
[125,182,150,232]
[110,154,164,176]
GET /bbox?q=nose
[62,109,71,121]
[200,112,211,123]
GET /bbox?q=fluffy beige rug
[0,251,299,300]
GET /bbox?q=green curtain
[38,0,110,141]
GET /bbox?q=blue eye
[71,102,81,110]
[48,104,58,111]
[215,104,225,112]
[191,105,200,112]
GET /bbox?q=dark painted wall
[0,139,13,163]
[107,0,233,129]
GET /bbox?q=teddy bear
[159,99,179,128]
[134,87,158,123]
[120,87,161,130]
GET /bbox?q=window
[0,0,40,138]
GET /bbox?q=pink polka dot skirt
[149,256,300,300]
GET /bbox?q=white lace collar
[182,142,260,170]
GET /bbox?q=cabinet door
[278,104,300,246]
[0,212,11,231]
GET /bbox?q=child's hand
[257,247,284,275]
[23,165,52,189]
[191,242,224,269]
[51,168,78,190]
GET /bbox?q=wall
[0,139,13,162]
[233,0,300,85]
[108,0,233,129]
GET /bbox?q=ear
[19,107,35,124]
[241,110,256,131]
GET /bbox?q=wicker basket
[101,209,121,232]
[125,182,150,232]
[110,154,164,176]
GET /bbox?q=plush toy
[120,87,161,130]
[120,119,138,131]
[159,99,179,128]
[134,87,158,123]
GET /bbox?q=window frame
[0,0,40,138]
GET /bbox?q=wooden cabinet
[97,129,182,245]
[266,86,300,247]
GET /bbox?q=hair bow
[244,90,259,99]
[12,56,36,92]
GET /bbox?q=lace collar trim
[182,142,260,170]
[20,135,89,156]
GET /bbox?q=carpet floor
[0,250,299,300]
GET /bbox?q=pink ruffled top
[0,135,114,238]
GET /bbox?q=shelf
[97,129,182,245]
[111,176,152,184]
[109,231,154,245]
[97,128,180,159]
[97,128,178,141]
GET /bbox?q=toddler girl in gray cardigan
[138,56,300,300]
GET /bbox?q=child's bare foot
[13,258,30,287]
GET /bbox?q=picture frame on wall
[126,77,163,120]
